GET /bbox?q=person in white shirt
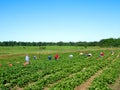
[25,54,30,64]
[88,53,92,57]
[69,54,73,58]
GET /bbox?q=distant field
[0,46,90,56]
[0,46,83,55]
[0,46,120,90]
[0,46,117,55]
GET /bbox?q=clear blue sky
[0,0,120,42]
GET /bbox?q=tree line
[0,38,120,47]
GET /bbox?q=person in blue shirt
[33,55,37,60]
[48,55,52,60]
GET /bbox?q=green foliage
[0,38,120,47]
[99,38,120,47]
[0,49,120,90]
[89,53,120,90]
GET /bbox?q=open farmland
[0,46,120,90]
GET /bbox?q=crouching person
[88,53,92,57]
[69,54,73,59]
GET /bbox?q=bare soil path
[43,68,87,90]
[74,70,103,90]
[109,75,120,90]
[74,52,120,90]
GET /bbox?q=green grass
[0,46,87,55]
[0,46,117,56]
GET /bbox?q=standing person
[54,54,59,60]
[100,52,104,57]
[48,55,52,60]
[33,55,37,60]
[25,54,30,64]
[111,51,114,55]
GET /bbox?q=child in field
[54,54,59,60]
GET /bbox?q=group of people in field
[48,54,59,60]
[24,53,75,65]
[24,51,112,65]
[24,53,60,65]
[0,51,114,67]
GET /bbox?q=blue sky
[0,0,120,42]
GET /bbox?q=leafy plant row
[0,50,116,90]
[89,55,120,90]
[50,60,111,90]
[10,56,97,89]
[24,59,103,90]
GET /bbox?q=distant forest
[0,38,120,47]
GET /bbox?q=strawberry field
[0,46,120,90]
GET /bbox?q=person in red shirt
[54,54,59,60]
[100,52,104,57]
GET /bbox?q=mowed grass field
[0,46,100,55]
[0,46,120,90]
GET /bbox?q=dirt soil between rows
[109,75,120,90]
[74,70,103,90]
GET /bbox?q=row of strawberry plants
[10,56,95,88]
[3,52,91,89]
[24,58,102,90]
[0,53,75,84]
[49,59,112,90]
[51,59,108,90]
[89,55,120,90]
[25,50,118,90]
[23,51,111,89]
[24,66,85,90]
[0,61,50,85]
[0,50,108,86]
[0,50,112,89]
